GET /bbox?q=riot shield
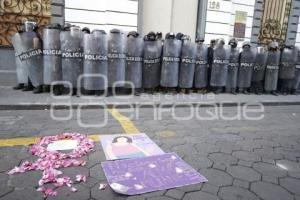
[160,36,182,87]
[83,30,108,91]
[252,46,267,83]
[237,44,257,89]
[292,47,300,92]
[11,33,29,84]
[210,40,230,87]
[43,25,62,85]
[19,31,43,87]
[264,51,280,92]
[279,47,297,80]
[143,39,162,89]
[61,26,83,89]
[179,39,196,88]
[194,43,208,89]
[125,32,144,89]
[226,47,239,91]
[108,29,127,88]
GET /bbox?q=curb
[1,101,300,110]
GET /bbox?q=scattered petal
[99,183,107,190]
[75,174,87,182]
[7,133,94,198]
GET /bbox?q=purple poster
[100,133,165,160]
[102,153,207,195]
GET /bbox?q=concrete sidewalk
[0,87,300,110]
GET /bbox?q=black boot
[82,89,93,95]
[53,85,62,96]
[134,88,141,96]
[243,89,250,95]
[62,87,71,95]
[43,85,50,93]
[23,80,34,91]
[231,88,237,95]
[107,88,113,96]
[149,88,155,94]
[214,87,222,94]
[249,85,255,94]
[33,85,43,94]
[271,91,279,96]
[72,88,77,96]
[95,90,106,96]
[13,83,24,90]
[255,87,263,95]
[185,89,191,94]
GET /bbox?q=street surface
[0,105,299,200]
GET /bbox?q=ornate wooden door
[259,0,292,46]
[0,0,51,46]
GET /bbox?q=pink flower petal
[99,183,107,190]
[75,174,87,182]
[7,133,94,198]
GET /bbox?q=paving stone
[47,185,90,200]
[79,176,99,188]
[91,184,126,200]
[208,153,238,166]
[239,132,262,140]
[212,163,226,171]
[261,157,276,164]
[90,164,106,181]
[218,186,260,200]
[201,183,219,195]
[0,155,21,172]
[165,189,185,199]
[254,139,280,148]
[276,160,300,178]
[200,168,233,187]
[141,190,166,198]
[213,133,243,142]
[274,147,300,161]
[172,144,196,157]
[0,187,44,200]
[262,175,278,184]
[126,195,146,200]
[251,181,293,200]
[232,151,261,162]
[253,162,287,178]
[9,170,41,188]
[183,154,213,170]
[177,183,203,192]
[233,179,250,189]
[237,140,262,151]
[61,166,89,180]
[254,148,284,160]
[183,191,220,200]
[0,173,13,197]
[227,166,261,182]
[148,196,174,200]
[237,160,253,167]
[194,143,220,155]
[216,141,242,154]
[160,137,186,147]
[86,150,105,168]
[280,177,300,195]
